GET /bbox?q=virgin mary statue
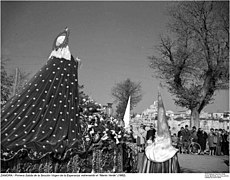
[1,28,87,165]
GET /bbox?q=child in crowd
[177,136,183,154]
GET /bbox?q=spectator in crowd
[207,128,217,156]
[146,124,156,144]
[221,129,229,155]
[146,123,156,143]
[220,129,225,155]
[136,124,147,152]
[181,125,191,154]
[177,127,184,138]
[190,126,198,143]
[171,133,178,148]
[128,125,136,143]
[197,128,208,155]
[177,136,183,154]
[168,126,172,136]
[226,131,229,155]
[215,129,222,156]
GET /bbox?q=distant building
[223,111,230,120]
[211,112,224,119]
[141,100,158,121]
[200,111,212,119]
[166,110,174,118]
[131,100,229,133]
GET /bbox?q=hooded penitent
[1,28,86,161]
[145,92,178,162]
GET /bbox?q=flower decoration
[79,89,126,152]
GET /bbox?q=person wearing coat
[215,129,223,156]
[207,128,217,155]
[197,128,208,155]
[137,124,147,151]
[146,124,156,143]
[181,125,191,154]
[190,126,198,143]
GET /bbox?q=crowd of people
[173,125,229,156]
[129,124,229,156]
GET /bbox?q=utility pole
[12,67,19,96]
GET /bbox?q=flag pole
[12,68,19,96]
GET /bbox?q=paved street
[178,154,229,173]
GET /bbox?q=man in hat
[197,128,208,155]
[182,125,191,154]
[146,123,156,144]
[190,126,198,143]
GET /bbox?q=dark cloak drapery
[1,56,86,161]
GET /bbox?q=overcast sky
[1,1,229,113]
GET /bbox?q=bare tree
[149,1,229,128]
[14,68,30,95]
[111,78,142,119]
[1,57,31,103]
[1,59,14,103]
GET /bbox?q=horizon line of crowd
[127,124,229,156]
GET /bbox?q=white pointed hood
[123,96,131,129]
[145,92,178,162]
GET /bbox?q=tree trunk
[190,108,200,129]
